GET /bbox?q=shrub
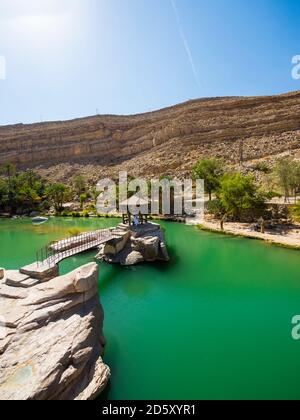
[252,162,271,174]
[265,191,282,200]
[206,199,225,218]
[68,228,85,237]
[61,211,70,217]
[290,202,300,223]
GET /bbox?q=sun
[12,15,68,48]
[20,14,59,32]
[2,0,68,18]
[8,1,79,48]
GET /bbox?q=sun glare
[3,0,68,18]
[13,16,67,48]
[10,8,77,48]
[20,14,58,31]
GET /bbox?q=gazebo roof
[120,194,149,207]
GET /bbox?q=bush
[61,211,70,217]
[87,205,96,214]
[290,202,300,223]
[206,199,225,218]
[40,200,51,211]
[68,228,85,237]
[265,191,282,200]
[252,162,271,174]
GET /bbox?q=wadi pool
[1,217,300,400]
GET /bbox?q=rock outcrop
[0,263,110,400]
[0,91,300,181]
[96,222,169,266]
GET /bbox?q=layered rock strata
[0,91,300,180]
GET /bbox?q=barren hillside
[0,90,300,182]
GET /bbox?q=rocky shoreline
[0,263,110,400]
[0,222,170,400]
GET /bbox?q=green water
[1,218,300,400]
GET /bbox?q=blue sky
[0,0,299,125]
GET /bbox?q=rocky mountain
[0,90,300,182]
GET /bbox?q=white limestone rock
[20,263,59,282]
[0,263,110,400]
[124,251,145,266]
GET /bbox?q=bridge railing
[50,229,111,252]
[36,228,118,268]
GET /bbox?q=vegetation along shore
[2,152,300,249]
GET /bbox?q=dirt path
[198,220,300,250]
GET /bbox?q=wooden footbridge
[36,228,119,268]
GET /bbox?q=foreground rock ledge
[0,263,110,400]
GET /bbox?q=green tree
[17,170,44,201]
[0,162,16,181]
[0,164,72,215]
[0,163,17,211]
[0,179,9,210]
[275,157,295,202]
[79,193,88,210]
[72,175,86,199]
[46,183,69,212]
[219,173,265,221]
[192,159,223,201]
[90,186,100,205]
[290,162,300,203]
[290,202,300,223]
[17,185,41,210]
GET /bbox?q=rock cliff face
[0,91,300,180]
[0,263,110,400]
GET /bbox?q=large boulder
[124,251,145,266]
[101,231,131,256]
[96,222,170,266]
[0,263,110,400]
[132,236,160,261]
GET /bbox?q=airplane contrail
[170,0,201,90]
